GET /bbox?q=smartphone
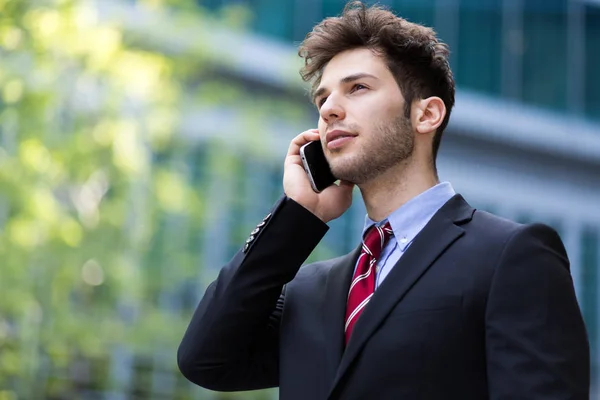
[300,141,337,193]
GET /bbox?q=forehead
[320,48,392,85]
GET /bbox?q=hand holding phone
[300,141,337,193]
[283,130,353,223]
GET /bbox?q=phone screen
[300,141,337,192]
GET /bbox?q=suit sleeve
[177,196,329,392]
[485,223,590,399]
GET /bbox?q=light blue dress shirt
[355,182,456,289]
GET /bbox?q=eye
[352,83,367,92]
[317,96,328,109]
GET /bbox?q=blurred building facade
[189,0,600,394]
[203,0,600,123]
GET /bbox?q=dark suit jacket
[178,194,590,399]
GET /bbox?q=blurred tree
[0,0,278,399]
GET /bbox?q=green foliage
[0,0,279,398]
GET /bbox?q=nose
[319,94,346,124]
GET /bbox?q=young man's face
[314,47,414,184]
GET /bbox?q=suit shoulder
[467,209,565,264]
[470,210,523,234]
[469,210,535,247]
[471,210,560,241]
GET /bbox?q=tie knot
[362,221,393,260]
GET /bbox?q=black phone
[300,141,337,193]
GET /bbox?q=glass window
[251,0,295,40]
[322,0,348,17]
[520,1,568,111]
[455,0,503,95]
[198,0,229,11]
[393,0,436,27]
[291,0,325,43]
[585,4,600,122]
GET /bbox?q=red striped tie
[345,222,393,345]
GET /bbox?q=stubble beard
[328,115,414,185]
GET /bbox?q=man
[178,2,590,399]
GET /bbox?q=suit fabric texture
[178,194,590,399]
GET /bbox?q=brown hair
[298,1,455,165]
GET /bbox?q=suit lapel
[322,246,361,389]
[327,194,474,398]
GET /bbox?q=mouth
[326,130,357,150]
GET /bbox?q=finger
[287,130,321,157]
[284,154,304,168]
[289,130,320,150]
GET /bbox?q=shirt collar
[362,182,456,251]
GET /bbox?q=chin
[330,159,362,184]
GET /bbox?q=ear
[412,97,446,135]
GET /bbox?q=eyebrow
[312,73,379,105]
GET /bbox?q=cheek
[317,118,326,134]
[374,89,405,119]
[352,98,387,125]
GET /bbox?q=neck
[358,156,439,222]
